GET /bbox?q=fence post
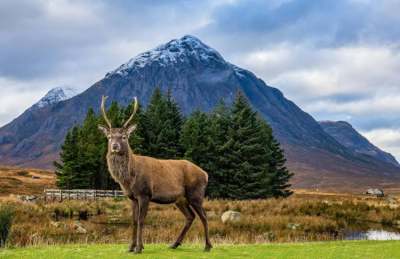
[43,189,127,201]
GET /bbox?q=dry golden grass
[0,192,399,247]
[0,166,399,247]
[0,166,55,196]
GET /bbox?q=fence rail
[44,189,125,201]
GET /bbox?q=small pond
[346,230,400,240]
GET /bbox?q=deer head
[98,95,138,155]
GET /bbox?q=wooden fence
[44,189,125,201]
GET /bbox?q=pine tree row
[55,88,293,199]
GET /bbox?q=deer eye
[122,135,127,140]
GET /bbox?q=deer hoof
[169,242,180,249]
[133,247,143,254]
[128,243,136,252]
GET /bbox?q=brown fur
[99,96,212,253]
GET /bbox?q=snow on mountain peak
[30,87,77,110]
[106,35,226,77]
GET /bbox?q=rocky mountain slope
[0,35,399,190]
[320,120,399,167]
[29,87,77,111]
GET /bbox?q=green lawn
[1,241,399,259]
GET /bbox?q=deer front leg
[128,199,138,252]
[134,196,149,254]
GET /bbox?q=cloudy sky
[1,0,400,159]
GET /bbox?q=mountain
[29,87,77,111]
[0,35,399,191]
[320,120,399,167]
[0,87,78,167]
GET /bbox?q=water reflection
[346,230,400,240]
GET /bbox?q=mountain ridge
[319,120,399,167]
[0,35,399,190]
[29,87,78,111]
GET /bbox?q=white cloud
[44,0,102,23]
[304,94,400,115]
[238,45,400,100]
[0,78,48,125]
[363,128,400,160]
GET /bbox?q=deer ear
[98,125,109,136]
[126,124,137,136]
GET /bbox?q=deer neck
[107,148,136,194]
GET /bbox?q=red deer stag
[98,96,212,254]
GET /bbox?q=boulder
[221,210,241,223]
[76,226,87,234]
[394,220,400,228]
[50,221,61,228]
[263,231,276,241]
[287,223,301,230]
[73,222,87,234]
[17,195,38,202]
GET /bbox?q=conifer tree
[142,88,183,158]
[181,111,217,195]
[181,111,211,164]
[269,137,294,197]
[78,108,109,189]
[141,88,164,156]
[164,89,184,156]
[206,101,231,197]
[54,126,80,189]
[107,101,124,127]
[218,92,273,199]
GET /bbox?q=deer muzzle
[111,143,121,153]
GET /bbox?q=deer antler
[123,97,138,128]
[101,95,112,128]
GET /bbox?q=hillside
[0,35,399,189]
[319,121,399,167]
[0,166,55,196]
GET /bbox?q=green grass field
[1,241,399,259]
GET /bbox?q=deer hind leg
[128,199,138,252]
[170,200,196,249]
[134,196,149,254]
[189,199,212,252]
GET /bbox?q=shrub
[0,205,14,247]
[78,210,89,221]
[16,171,30,177]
